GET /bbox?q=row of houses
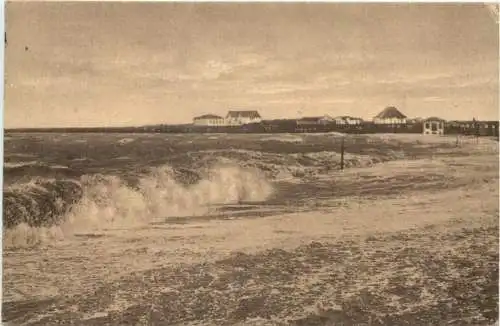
[193,106,409,127]
[193,111,262,126]
[192,107,498,136]
[193,111,367,127]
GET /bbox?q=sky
[5,2,499,128]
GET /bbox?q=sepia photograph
[3,2,499,325]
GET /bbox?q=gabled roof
[334,116,363,120]
[424,116,446,122]
[374,107,407,119]
[226,110,261,119]
[194,114,223,120]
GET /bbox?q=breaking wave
[260,134,304,143]
[3,164,273,248]
[178,149,399,182]
[4,161,70,170]
[117,138,136,145]
[3,162,82,187]
[3,146,407,248]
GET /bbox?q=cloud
[246,82,329,95]
[5,2,499,127]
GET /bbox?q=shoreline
[3,180,498,324]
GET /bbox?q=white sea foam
[3,164,274,248]
[187,148,400,181]
[5,153,37,158]
[4,161,41,168]
[261,134,304,143]
[117,138,135,145]
[50,164,70,169]
[4,161,69,169]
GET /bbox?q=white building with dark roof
[193,114,226,126]
[333,116,364,125]
[373,106,408,124]
[226,110,262,125]
[423,117,445,135]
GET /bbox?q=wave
[4,153,37,159]
[3,162,82,187]
[174,149,399,182]
[260,134,304,143]
[4,161,41,169]
[3,164,273,248]
[4,179,83,229]
[4,161,69,169]
[3,146,409,248]
[117,138,135,145]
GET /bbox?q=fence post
[340,136,345,171]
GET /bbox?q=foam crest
[4,164,273,248]
[3,223,65,248]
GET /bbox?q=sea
[2,132,465,247]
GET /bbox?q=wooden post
[340,136,345,171]
[473,117,479,144]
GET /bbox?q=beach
[2,133,498,325]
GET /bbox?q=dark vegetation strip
[4,119,499,137]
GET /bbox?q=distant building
[448,120,473,128]
[373,106,407,124]
[407,117,423,124]
[296,115,334,126]
[261,119,298,132]
[423,117,445,135]
[226,110,262,125]
[333,116,363,125]
[447,119,499,137]
[479,121,499,137]
[193,114,226,126]
[479,121,499,129]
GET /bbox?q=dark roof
[450,120,499,125]
[374,107,407,119]
[194,114,223,120]
[334,116,363,120]
[424,116,446,122]
[226,110,261,118]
